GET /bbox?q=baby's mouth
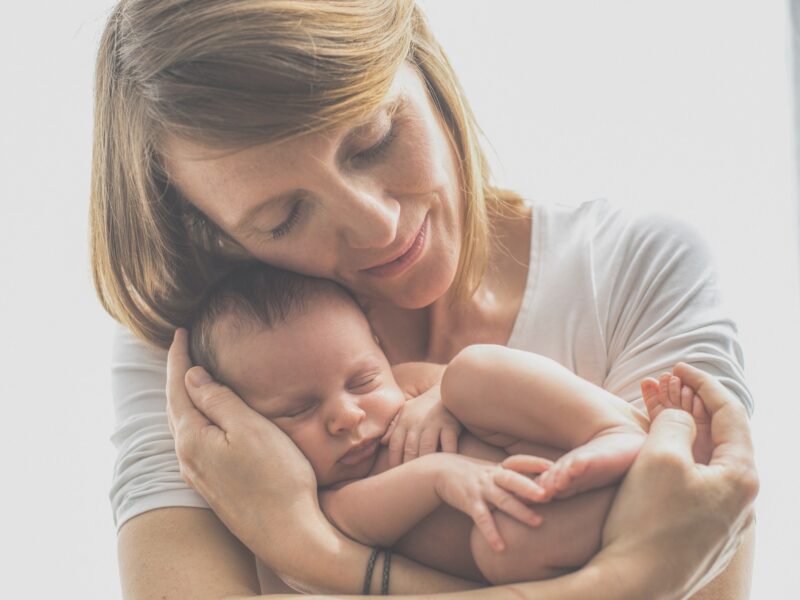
[339,437,380,466]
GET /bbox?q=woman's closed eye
[263,124,396,241]
[268,198,305,240]
[352,121,397,164]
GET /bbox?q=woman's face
[163,63,464,309]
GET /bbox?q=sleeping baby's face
[213,291,404,486]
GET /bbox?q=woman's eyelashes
[269,199,304,240]
[266,120,398,241]
[352,121,397,164]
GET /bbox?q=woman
[93,0,757,597]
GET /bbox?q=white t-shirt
[108,198,753,529]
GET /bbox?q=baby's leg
[470,486,616,583]
[442,345,647,499]
[641,369,713,464]
[392,433,614,583]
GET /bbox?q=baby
[188,263,712,584]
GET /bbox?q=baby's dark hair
[188,262,351,380]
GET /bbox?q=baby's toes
[658,373,674,407]
[536,469,557,496]
[554,458,576,492]
[567,453,589,479]
[641,378,661,419]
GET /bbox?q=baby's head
[189,263,404,485]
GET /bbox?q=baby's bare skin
[347,345,649,583]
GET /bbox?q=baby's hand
[434,455,547,552]
[381,385,462,467]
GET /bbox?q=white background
[1,1,798,597]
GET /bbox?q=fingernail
[187,367,212,388]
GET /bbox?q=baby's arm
[319,453,546,552]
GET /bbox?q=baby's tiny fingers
[502,454,553,475]
[440,426,459,454]
[388,427,407,468]
[471,503,505,552]
[494,469,547,503]
[381,413,400,445]
[403,428,420,463]
[418,428,439,456]
[490,488,543,528]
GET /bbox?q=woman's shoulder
[530,198,713,277]
[112,322,168,365]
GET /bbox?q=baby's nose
[327,394,366,434]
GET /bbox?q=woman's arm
[688,529,755,599]
[230,364,758,600]
[118,508,263,599]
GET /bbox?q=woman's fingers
[672,363,758,500]
[184,365,261,433]
[644,408,697,465]
[166,328,210,436]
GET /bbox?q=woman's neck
[368,205,532,365]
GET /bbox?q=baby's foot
[641,371,712,464]
[536,428,645,500]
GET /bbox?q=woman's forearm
[227,560,615,600]
[242,489,475,595]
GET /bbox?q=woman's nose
[334,182,400,250]
[326,393,367,436]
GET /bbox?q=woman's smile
[361,214,428,279]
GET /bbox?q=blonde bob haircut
[91,0,525,348]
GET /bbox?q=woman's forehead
[160,63,427,220]
[161,62,421,165]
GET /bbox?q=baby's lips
[381,413,401,444]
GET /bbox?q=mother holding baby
[92,1,758,598]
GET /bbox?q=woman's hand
[166,328,321,566]
[594,362,759,599]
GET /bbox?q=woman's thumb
[645,408,696,465]
[186,366,249,428]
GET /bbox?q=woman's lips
[339,438,380,466]
[361,216,428,279]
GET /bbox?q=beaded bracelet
[362,546,381,594]
[381,547,392,594]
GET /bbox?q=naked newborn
[188,263,712,584]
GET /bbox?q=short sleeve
[597,210,754,415]
[109,324,208,530]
